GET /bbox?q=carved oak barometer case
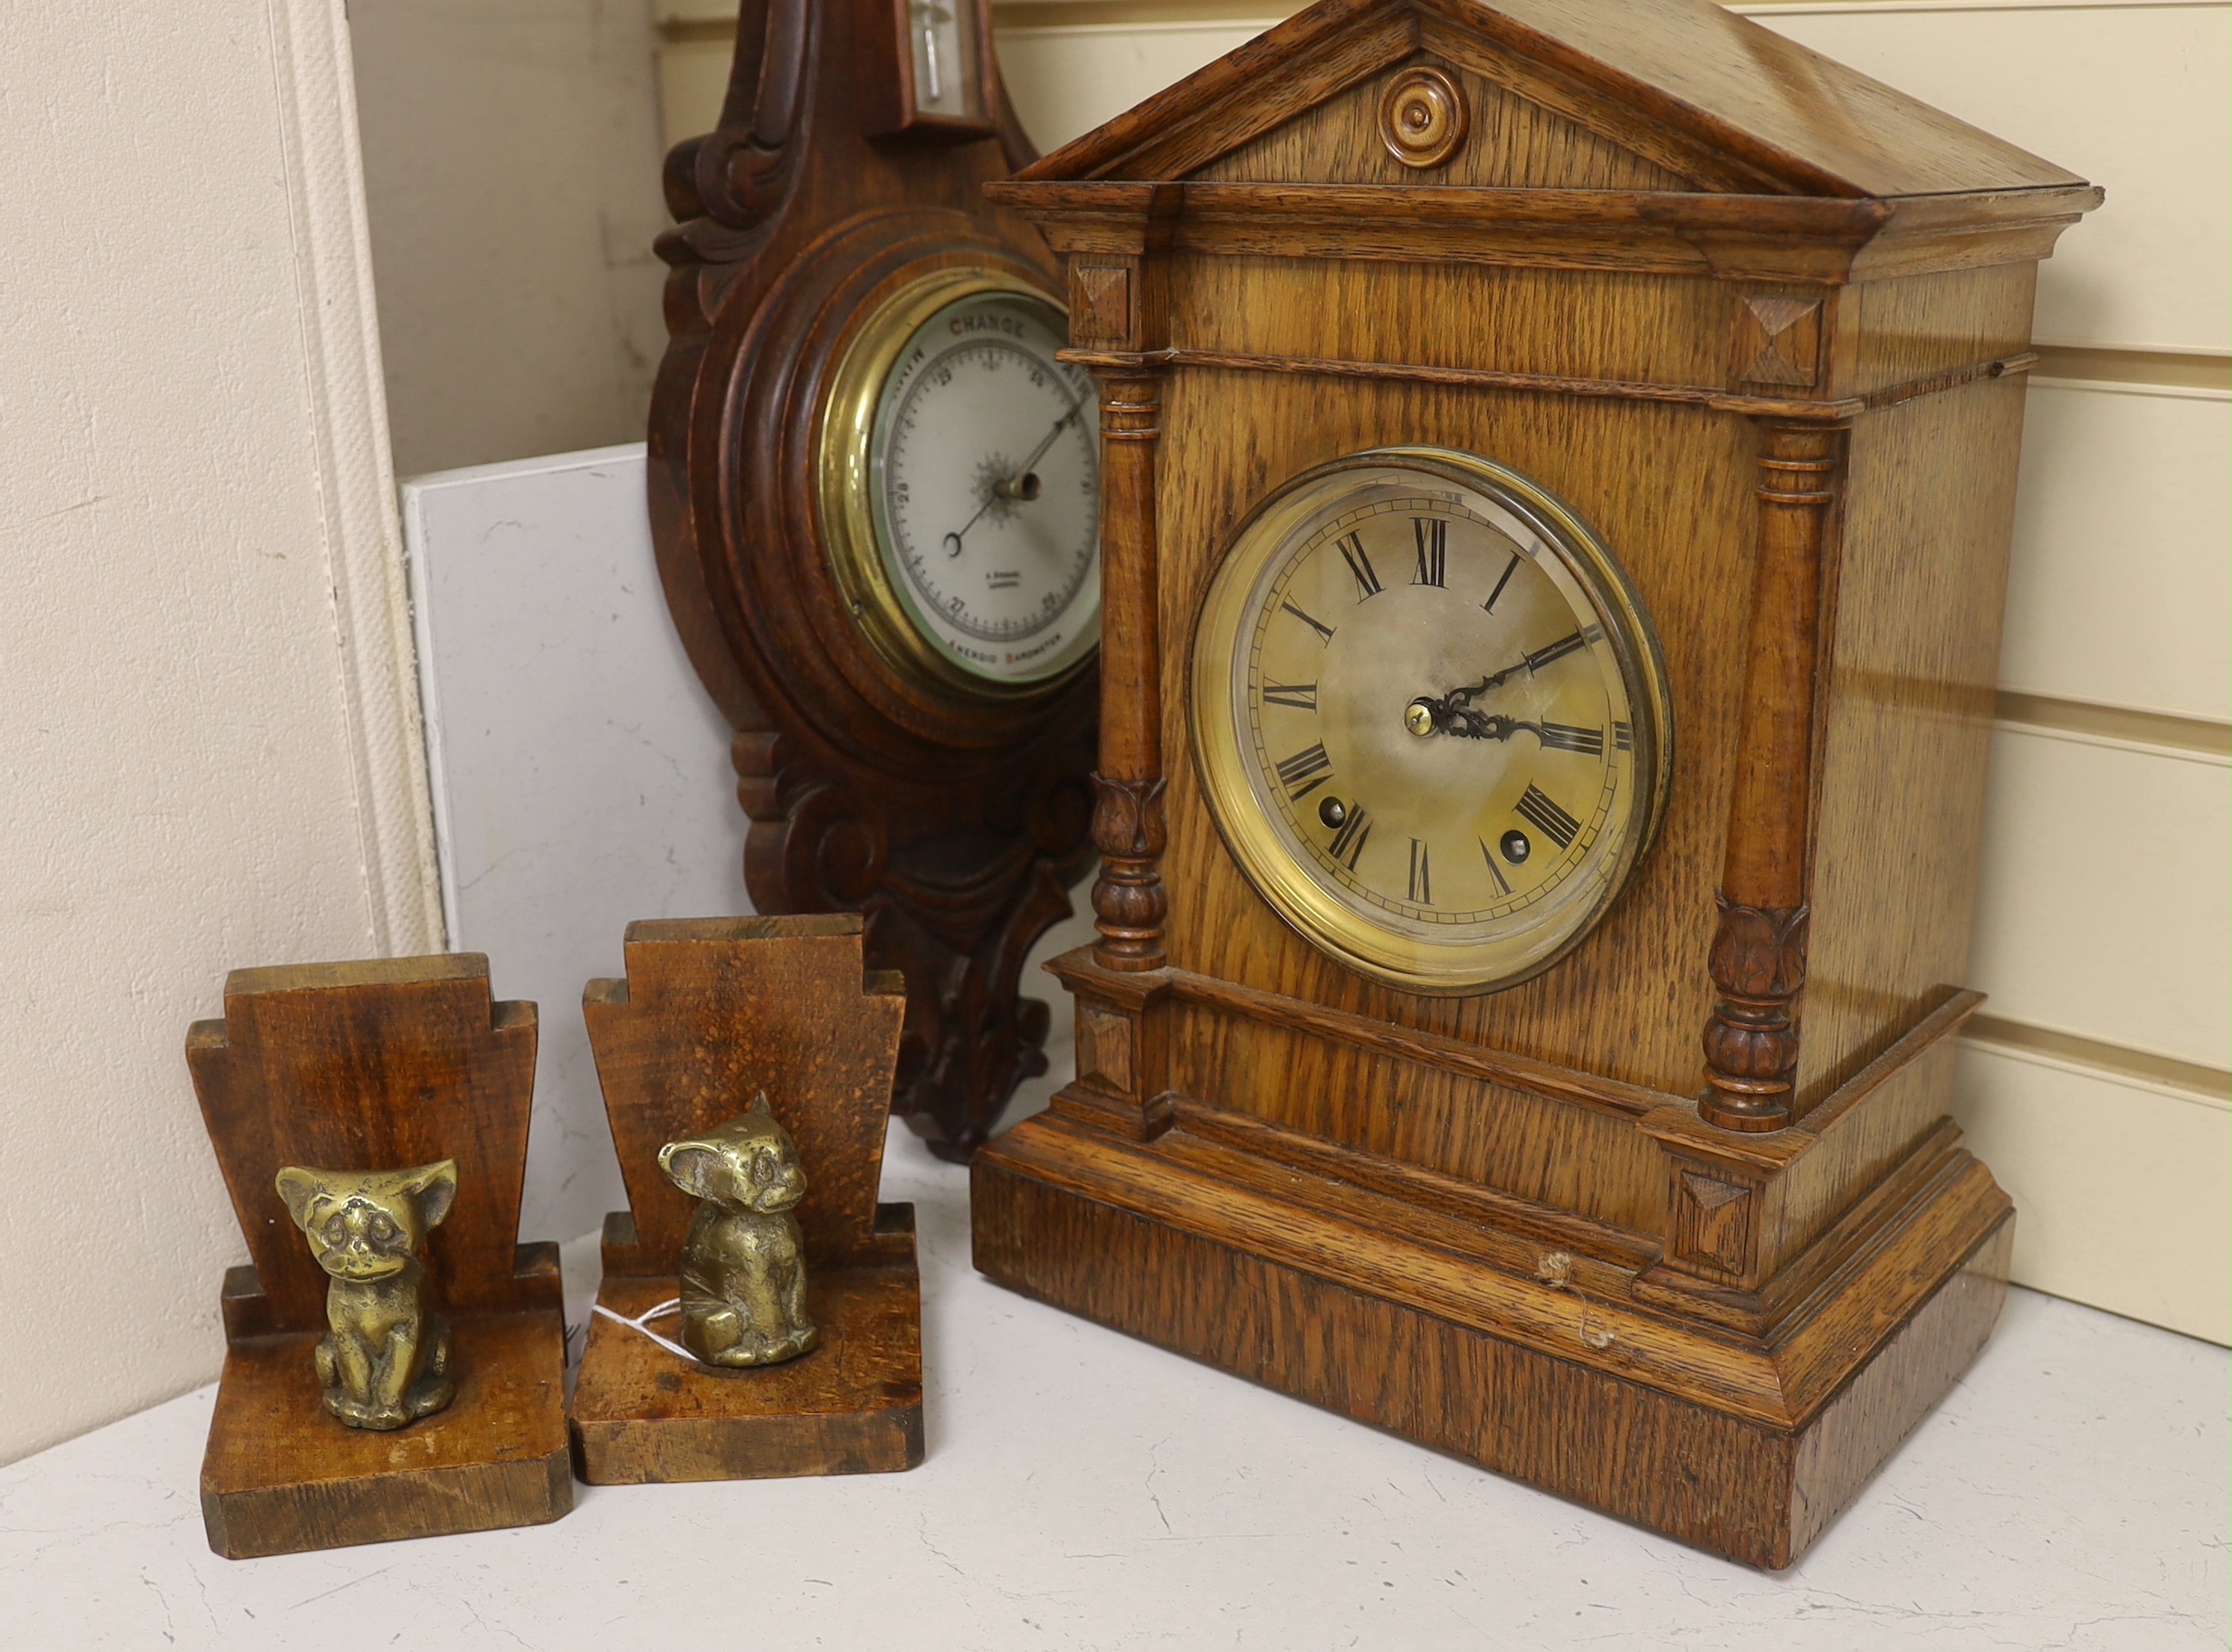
[971,0,2099,1564]
[651,0,1097,1158]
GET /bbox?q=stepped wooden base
[571,1208,925,1485]
[974,1104,2012,1570]
[200,1308,572,1560]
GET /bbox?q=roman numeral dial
[1513,783,1582,850]
[1203,454,1669,992]
[1338,531,1382,599]
[1411,518,1446,587]
[1537,721,1605,756]
[1274,742,1333,800]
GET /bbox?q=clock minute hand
[1406,628,1589,736]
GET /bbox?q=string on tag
[592,1298,699,1364]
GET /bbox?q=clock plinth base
[974,1100,2012,1570]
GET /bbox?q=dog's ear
[393,1159,459,1230]
[274,1166,326,1229]
[659,1140,729,1202]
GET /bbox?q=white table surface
[5,1125,2224,1652]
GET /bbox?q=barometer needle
[997,400,1083,497]
[941,397,1083,558]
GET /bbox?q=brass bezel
[1190,447,1674,996]
[817,264,1098,702]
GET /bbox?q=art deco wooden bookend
[649,0,1098,1160]
[970,0,2101,1567]
[570,915,920,1483]
[187,956,570,1560]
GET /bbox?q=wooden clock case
[971,0,2099,1566]
[650,0,1096,1160]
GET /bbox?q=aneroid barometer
[823,272,1101,693]
[974,0,2099,1569]
[648,0,1098,1159]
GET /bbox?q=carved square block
[1734,293,1822,387]
[1674,1170,1757,1275]
[1071,263,1133,349]
[1077,1002,1135,1094]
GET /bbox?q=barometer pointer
[942,398,1083,558]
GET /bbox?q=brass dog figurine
[658,1094,816,1368]
[275,1160,459,1429]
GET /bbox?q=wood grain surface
[972,0,2094,1567]
[201,1313,569,1561]
[1798,377,2033,1107]
[649,0,1098,1159]
[186,956,570,1558]
[576,915,921,1484]
[572,1244,924,1485]
[1018,0,2085,200]
[585,916,907,1273]
[976,1118,2012,1570]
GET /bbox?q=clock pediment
[1016,0,2084,201]
[1186,58,1707,194]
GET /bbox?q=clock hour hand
[1406,702,1526,742]
[1403,663,1525,739]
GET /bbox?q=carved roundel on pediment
[1378,65,1468,170]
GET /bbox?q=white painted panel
[1755,4,2230,353]
[1970,726,2229,1067]
[2004,382,2230,721]
[997,21,1275,151]
[405,445,749,1246]
[1956,1037,2228,1342]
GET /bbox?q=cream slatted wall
[653,0,2232,1342]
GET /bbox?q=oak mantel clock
[970,0,2100,1565]
[649,0,1099,1158]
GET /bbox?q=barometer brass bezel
[817,264,1099,702]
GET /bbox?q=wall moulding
[1964,1014,2232,1110]
[975,0,2230,38]
[269,0,444,956]
[1992,692,2232,763]
[2031,345,2231,394]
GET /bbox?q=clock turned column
[1086,365,1168,972]
[1700,418,1848,1132]
[1054,230,1175,977]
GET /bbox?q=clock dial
[825,272,1102,696]
[1193,448,1670,993]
